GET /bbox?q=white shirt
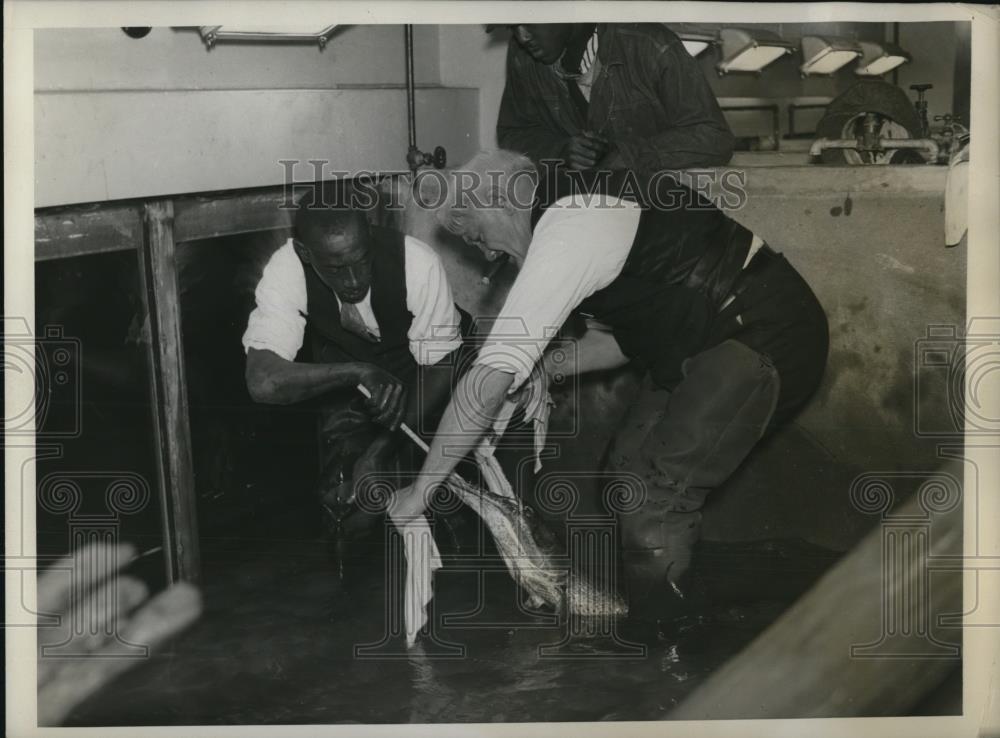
[555,28,600,102]
[475,194,764,390]
[476,194,641,390]
[576,30,600,101]
[242,235,462,366]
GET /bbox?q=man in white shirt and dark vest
[391,151,829,624]
[242,184,470,540]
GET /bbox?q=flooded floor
[32,337,847,724]
[61,508,840,726]
[34,240,961,726]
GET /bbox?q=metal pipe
[891,22,900,86]
[809,137,939,161]
[404,24,417,155]
[403,24,447,173]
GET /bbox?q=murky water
[64,517,838,726]
[34,234,960,726]
[32,255,840,724]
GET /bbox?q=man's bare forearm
[544,326,630,381]
[245,347,368,405]
[411,363,514,494]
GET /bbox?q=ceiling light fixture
[799,35,863,76]
[675,29,717,58]
[855,40,912,76]
[716,28,796,75]
[198,25,339,50]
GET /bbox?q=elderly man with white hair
[394,150,829,623]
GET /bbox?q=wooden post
[671,468,962,719]
[138,200,201,584]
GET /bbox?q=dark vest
[301,226,417,381]
[535,169,753,385]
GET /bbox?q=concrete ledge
[714,162,948,196]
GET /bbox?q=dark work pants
[315,393,385,536]
[609,248,829,614]
[610,340,780,603]
[318,394,384,466]
[316,388,442,538]
[314,342,476,536]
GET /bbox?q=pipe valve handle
[406,145,448,172]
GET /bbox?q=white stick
[355,383,430,453]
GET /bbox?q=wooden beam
[671,469,962,719]
[35,174,402,255]
[34,203,142,261]
[170,175,400,242]
[173,188,293,243]
[137,200,201,584]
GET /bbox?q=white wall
[438,24,508,150]
[895,22,964,125]
[34,26,440,91]
[36,88,478,206]
[34,26,485,207]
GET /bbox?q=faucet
[810,111,940,163]
[404,25,447,175]
[810,136,940,161]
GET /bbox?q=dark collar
[594,23,624,68]
[558,23,598,75]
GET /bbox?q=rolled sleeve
[476,317,561,392]
[241,241,308,361]
[476,196,640,391]
[403,236,463,366]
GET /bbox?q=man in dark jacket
[494,23,735,180]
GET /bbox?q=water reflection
[64,527,832,726]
